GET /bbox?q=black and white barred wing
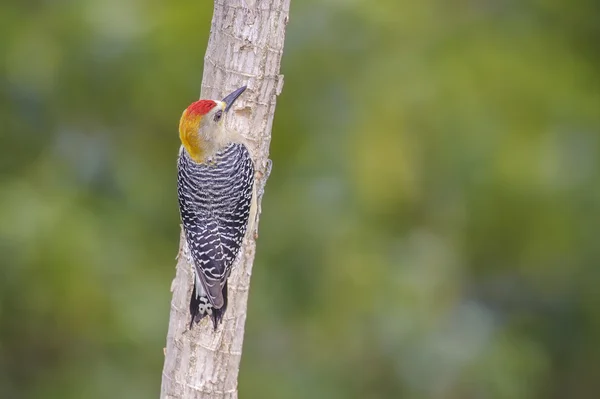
[177,144,254,309]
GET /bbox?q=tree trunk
[160,1,290,398]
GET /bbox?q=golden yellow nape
[179,112,205,162]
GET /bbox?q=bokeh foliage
[1,0,599,398]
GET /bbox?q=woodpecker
[177,86,255,330]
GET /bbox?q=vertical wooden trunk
[160,1,290,398]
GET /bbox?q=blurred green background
[1,0,599,398]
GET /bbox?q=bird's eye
[214,110,223,122]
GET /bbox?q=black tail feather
[189,281,229,331]
[209,281,228,330]
[189,283,203,329]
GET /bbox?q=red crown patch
[186,100,217,116]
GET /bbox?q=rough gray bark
[160,1,290,398]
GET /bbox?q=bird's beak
[222,86,247,112]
